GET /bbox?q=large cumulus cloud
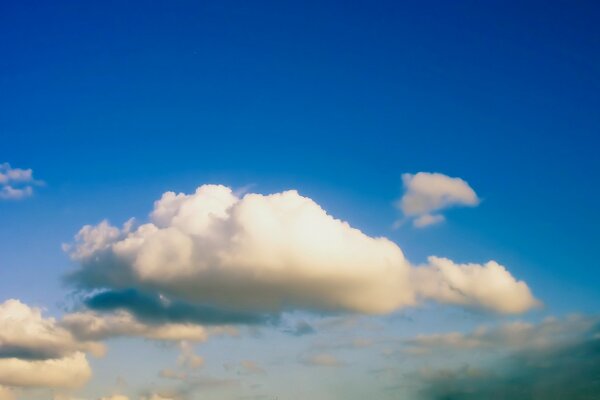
[65,185,538,320]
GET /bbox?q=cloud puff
[140,395,178,400]
[177,341,204,369]
[405,314,598,355]
[300,353,344,367]
[62,310,208,343]
[0,163,42,200]
[0,352,91,389]
[413,257,540,314]
[0,299,103,360]
[0,300,98,390]
[65,185,537,317]
[397,172,479,228]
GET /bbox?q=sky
[0,1,599,399]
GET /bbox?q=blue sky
[1,1,599,399]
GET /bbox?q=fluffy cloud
[0,352,91,389]
[413,257,540,314]
[0,163,42,200]
[0,300,97,390]
[177,341,204,369]
[0,299,103,360]
[397,172,479,227]
[65,185,537,317]
[62,311,208,342]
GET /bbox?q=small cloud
[396,172,479,228]
[300,353,344,367]
[412,214,445,228]
[98,396,130,400]
[0,163,43,200]
[177,342,204,369]
[283,320,315,336]
[159,368,187,381]
[239,360,266,375]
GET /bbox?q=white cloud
[413,214,445,228]
[98,396,129,400]
[0,299,100,390]
[239,360,265,375]
[0,352,91,389]
[0,299,104,359]
[0,163,42,200]
[414,257,540,314]
[177,341,204,369]
[62,311,208,342]
[140,395,178,400]
[397,172,479,228]
[66,184,538,315]
[300,353,344,367]
[159,368,187,381]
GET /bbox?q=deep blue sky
[1,1,599,398]
[1,0,600,352]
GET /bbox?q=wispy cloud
[0,162,43,200]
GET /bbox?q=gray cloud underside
[409,319,600,400]
[82,289,272,326]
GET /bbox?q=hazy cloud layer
[398,172,479,227]
[65,185,537,319]
[0,163,42,200]
[405,314,598,354]
[401,315,600,399]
